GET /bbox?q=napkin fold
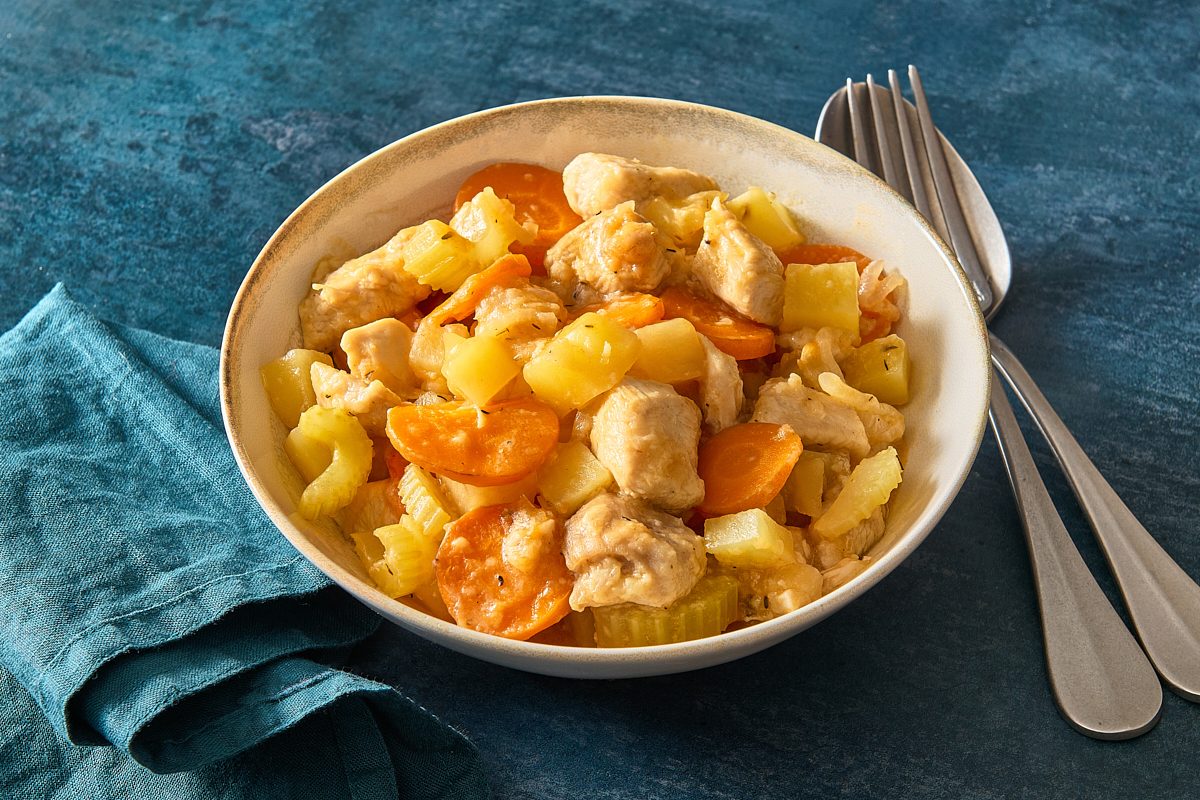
[0,286,488,799]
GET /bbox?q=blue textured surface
[2,1,1198,797]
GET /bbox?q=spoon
[818,76,1200,703]
[815,74,1200,735]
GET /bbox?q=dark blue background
[3,1,1198,797]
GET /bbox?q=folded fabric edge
[71,587,380,751]
[43,553,331,742]
[130,657,489,800]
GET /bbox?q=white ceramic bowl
[221,96,990,678]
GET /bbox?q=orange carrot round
[775,243,872,272]
[385,398,558,487]
[427,253,532,325]
[573,292,665,329]
[697,423,803,516]
[660,287,776,360]
[436,500,574,640]
[454,163,582,270]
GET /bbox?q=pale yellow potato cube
[726,186,805,250]
[536,441,614,515]
[628,318,707,384]
[438,471,538,514]
[261,348,334,428]
[841,334,911,405]
[522,312,641,415]
[704,508,795,569]
[812,447,902,540]
[782,451,826,518]
[441,333,521,406]
[781,261,860,333]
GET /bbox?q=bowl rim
[220,94,991,670]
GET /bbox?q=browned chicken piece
[590,378,705,513]
[545,201,675,298]
[310,361,404,437]
[339,318,419,398]
[697,334,743,434]
[473,281,568,356]
[299,228,431,352]
[691,199,785,326]
[561,152,719,218]
[563,493,706,610]
[752,374,870,458]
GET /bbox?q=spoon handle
[990,334,1200,700]
[987,373,1161,738]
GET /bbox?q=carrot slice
[660,287,776,360]
[385,398,558,487]
[426,253,532,326]
[572,292,665,329]
[775,243,872,272]
[436,499,573,639]
[697,423,803,517]
[454,163,583,270]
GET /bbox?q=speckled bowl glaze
[221,96,990,678]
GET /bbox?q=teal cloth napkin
[0,286,489,799]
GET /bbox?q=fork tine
[846,78,875,175]
[867,74,906,196]
[889,71,953,248]
[886,69,931,218]
[908,65,995,309]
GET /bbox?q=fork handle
[990,334,1200,700]
[987,373,1161,738]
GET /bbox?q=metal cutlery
[815,66,1200,737]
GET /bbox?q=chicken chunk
[752,374,870,458]
[299,228,431,352]
[339,318,419,398]
[590,378,705,513]
[473,282,567,358]
[545,201,674,298]
[817,372,905,450]
[691,199,785,326]
[562,152,719,218]
[310,361,404,436]
[563,493,706,610]
[842,507,886,557]
[697,335,743,434]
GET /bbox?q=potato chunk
[537,441,614,516]
[522,312,641,415]
[703,509,795,569]
[726,186,804,251]
[840,334,911,405]
[781,261,860,333]
[628,318,707,384]
[261,349,334,428]
[812,447,902,540]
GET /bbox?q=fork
[837,67,1175,738]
